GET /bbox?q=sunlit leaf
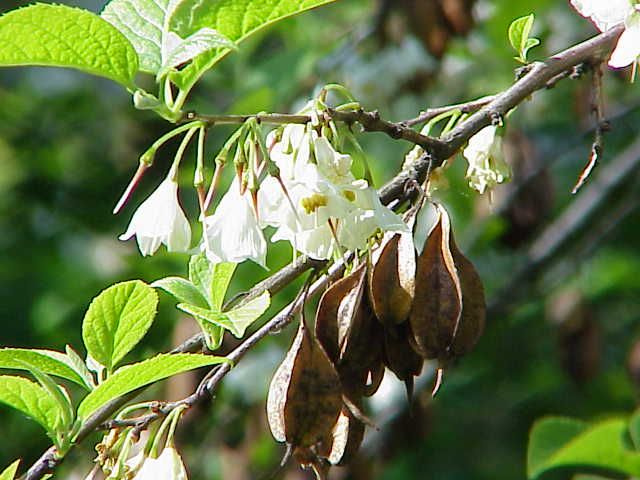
[508,14,539,63]
[0,4,138,86]
[210,262,236,310]
[152,277,209,308]
[169,0,339,92]
[82,280,158,371]
[178,290,270,338]
[0,460,20,480]
[0,376,62,435]
[0,348,90,389]
[528,416,640,479]
[77,353,229,420]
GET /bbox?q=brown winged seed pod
[267,319,343,465]
[368,228,417,326]
[315,263,385,399]
[409,203,485,363]
[317,406,366,467]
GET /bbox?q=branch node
[490,112,503,126]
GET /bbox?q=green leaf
[211,262,237,309]
[0,348,90,389]
[508,14,539,63]
[77,353,229,420]
[169,0,339,92]
[522,37,541,61]
[0,4,138,87]
[188,255,236,306]
[225,290,270,336]
[629,410,640,450]
[178,290,270,338]
[82,280,158,371]
[189,254,214,301]
[152,277,209,308]
[528,416,640,479]
[159,28,236,76]
[21,362,74,432]
[101,0,233,76]
[101,0,172,74]
[0,460,20,480]
[508,14,533,53]
[0,376,62,435]
[65,345,96,390]
[195,318,225,351]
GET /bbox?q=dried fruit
[325,408,365,466]
[368,230,416,326]
[383,323,424,399]
[315,263,384,398]
[267,319,342,450]
[410,204,463,360]
[448,229,486,357]
[409,202,485,363]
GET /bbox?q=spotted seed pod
[266,319,343,450]
[368,229,416,326]
[315,263,385,398]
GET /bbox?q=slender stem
[169,127,199,181]
[403,95,496,127]
[144,121,204,165]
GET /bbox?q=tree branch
[22,26,624,480]
[184,109,449,155]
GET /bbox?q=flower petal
[119,178,191,256]
[204,180,267,267]
[609,15,640,68]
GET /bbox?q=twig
[22,26,624,480]
[403,95,496,127]
[183,109,449,156]
[441,26,623,155]
[572,61,608,194]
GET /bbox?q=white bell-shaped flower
[609,13,640,68]
[463,125,510,194]
[132,447,187,480]
[203,178,267,267]
[338,185,408,251]
[570,0,631,31]
[570,0,640,68]
[119,177,191,256]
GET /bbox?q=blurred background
[0,0,639,478]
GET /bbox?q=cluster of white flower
[119,113,406,265]
[203,122,407,265]
[570,0,640,68]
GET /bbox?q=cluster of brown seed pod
[266,201,486,477]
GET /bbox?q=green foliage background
[0,0,639,478]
